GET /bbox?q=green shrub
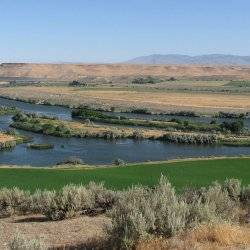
[220,120,244,133]
[215,111,246,119]
[27,144,54,150]
[0,105,19,116]
[56,156,83,165]
[12,112,28,122]
[131,76,161,84]
[72,106,115,120]
[113,158,126,166]
[130,108,151,114]
[69,80,87,87]
[161,133,218,145]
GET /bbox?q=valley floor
[0,86,250,114]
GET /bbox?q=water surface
[0,97,249,166]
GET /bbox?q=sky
[0,0,250,63]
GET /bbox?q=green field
[0,158,249,191]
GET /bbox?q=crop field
[0,85,250,114]
[0,158,249,191]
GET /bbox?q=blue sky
[1,0,250,62]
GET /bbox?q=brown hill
[1,63,250,80]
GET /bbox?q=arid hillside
[1,63,250,80]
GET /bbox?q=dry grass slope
[1,63,250,80]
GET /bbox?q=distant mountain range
[125,54,250,65]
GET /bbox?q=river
[0,97,249,166]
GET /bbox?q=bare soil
[0,214,110,249]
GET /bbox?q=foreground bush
[33,183,118,220]
[9,234,46,250]
[0,183,118,220]
[0,188,31,217]
[107,177,243,249]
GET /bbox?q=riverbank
[10,112,250,146]
[0,157,249,191]
[0,132,29,150]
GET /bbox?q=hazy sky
[1,0,250,62]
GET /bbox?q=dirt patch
[0,214,110,249]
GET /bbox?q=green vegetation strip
[0,158,249,191]
[72,106,222,133]
[0,106,18,116]
[27,143,54,150]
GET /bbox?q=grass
[0,158,249,191]
[225,80,250,88]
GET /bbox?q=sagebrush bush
[150,176,189,236]
[107,177,190,249]
[0,187,31,217]
[31,183,118,220]
[36,185,94,220]
[223,178,241,202]
[107,186,153,249]
[107,177,244,249]
[87,182,118,212]
[9,234,46,250]
[241,185,250,205]
[187,181,240,225]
